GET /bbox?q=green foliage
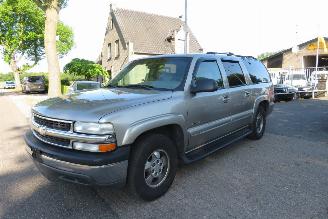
[33,0,68,11]
[0,0,74,70]
[257,52,275,61]
[0,0,44,65]
[57,21,74,57]
[0,73,14,81]
[64,58,110,81]
[0,72,84,86]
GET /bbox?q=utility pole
[184,0,188,54]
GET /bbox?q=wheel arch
[253,96,270,116]
[121,114,188,157]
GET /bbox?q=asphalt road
[0,96,328,219]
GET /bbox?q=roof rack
[206,52,234,56]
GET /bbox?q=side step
[181,127,252,164]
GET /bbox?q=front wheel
[248,106,266,140]
[128,134,177,201]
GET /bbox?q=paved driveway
[0,96,327,219]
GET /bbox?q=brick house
[98,5,203,77]
[261,37,328,69]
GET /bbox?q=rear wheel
[128,133,177,201]
[248,106,266,140]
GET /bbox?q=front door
[186,59,231,152]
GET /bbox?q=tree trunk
[45,0,61,97]
[10,57,22,91]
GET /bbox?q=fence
[269,67,328,97]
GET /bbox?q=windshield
[109,57,192,91]
[290,74,306,80]
[6,81,14,84]
[76,82,100,91]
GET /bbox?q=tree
[34,0,68,97]
[64,58,109,82]
[0,0,73,91]
[0,0,44,89]
[257,52,275,61]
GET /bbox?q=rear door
[220,58,253,130]
[186,58,231,151]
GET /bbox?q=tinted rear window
[222,60,246,87]
[27,76,43,82]
[242,57,271,84]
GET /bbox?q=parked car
[25,53,274,201]
[284,72,309,88]
[310,70,328,87]
[68,81,101,94]
[274,84,297,101]
[22,76,46,93]
[298,86,316,99]
[3,81,16,89]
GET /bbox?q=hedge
[0,72,85,86]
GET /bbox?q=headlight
[74,122,114,135]
[72,142,116,153]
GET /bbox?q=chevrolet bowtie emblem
[38,126,47,136]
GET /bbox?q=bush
[0,73,14,81]
[64,58,110,82]
[0,72,85,87]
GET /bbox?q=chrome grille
[33,114,71,131]
[33,130,71,148]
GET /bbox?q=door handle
[244,91,251,97]
[222,95,230,103]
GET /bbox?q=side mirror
[190,78,218,94]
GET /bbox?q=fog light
[72,142,116,153]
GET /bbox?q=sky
[1,0,328,73]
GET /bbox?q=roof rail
[206,52,234,56]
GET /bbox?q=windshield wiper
[119,84,155,90]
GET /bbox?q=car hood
[33,88,172,122]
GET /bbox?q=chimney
[110,3,117,12]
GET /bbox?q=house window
[115,40,120,58]
[109,19,113,30]
[108,43,112,60]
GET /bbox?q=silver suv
[25,53,274,200]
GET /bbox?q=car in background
[3,81,16,89]
[298,86,316,99]
[68,81,101,94]
[274,84,297,101]
[22,76,46,93]
[284,72,309,88]
[310,70,328,87]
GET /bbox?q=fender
[120,114,187,147]
[253,94,269,117]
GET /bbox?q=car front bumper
[274,93,295,100]
[24,131,129,187]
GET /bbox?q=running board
[181,127,252,164]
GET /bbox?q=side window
[194,60,224,88]
[242,57,271,84]
[222,60,246,87]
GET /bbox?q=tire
[128,133,177,201]
[248,106,266,140]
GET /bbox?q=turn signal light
[72,142,117,153]
[99,143,117,152]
